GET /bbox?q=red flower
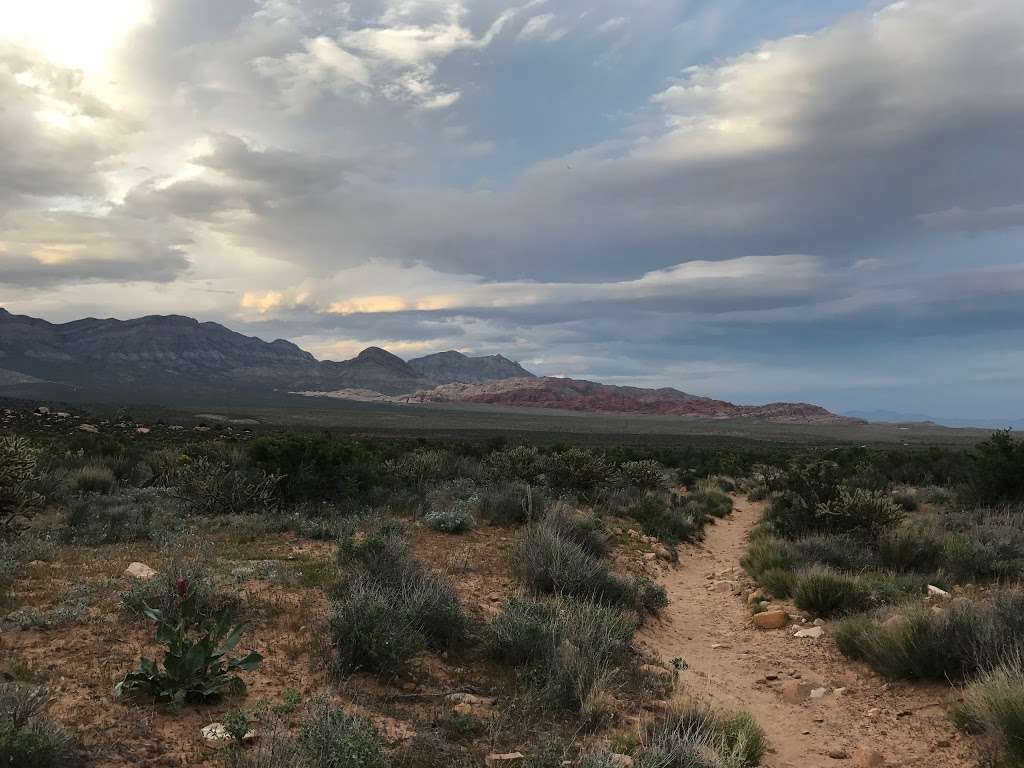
[175,578,189,598]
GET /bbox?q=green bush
[760,568,798,599]
[480,445,542,485]
[878,521,943,573]
[814,487,904,539]
[485,595,637,714]
[793,567,870,617]
[684,488,733,519]
[115,580,261,704]
[541,448,613,501]
[968,431,1024,506]
[250,435,384,503]
[331,518,466,678]
[424,499,477,533]
[68,461,117,494]
[836,591,1024,680]
[954,654,1024,768]
[64,488,177,544]
[789,533,877,571]
[614,460,668,491]
[513,518,644,612]
[0,436,45,535]
[642,698,766,768]
[622,492,700,544]
[741,537,792,577]
[175,457,281,516]
[477,482,544,525]
[0,685,80,768]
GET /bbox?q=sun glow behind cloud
[0,0,151,72]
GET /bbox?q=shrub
[789,533,877,571]
[331,518,466,678]
[175,457,281,516]
[64,488,177,545]
[741,537,792,577]
[250,435,384,503]
[968,431,1024,506]
[878,521,943,573]
[541,448,613,501]
[0,682,80,768]
[115,579,261,704]
[121,560,228,625]
[481,445,542,485]
[891,486,920,512]
[642,698,766,768]
[793,567,870,617]
[684,488,733,519]
[760,568,798,599]
[622,492,700,544]
[955,654,1024,767]
[542,502,608,557]
[614,460,668,491]
[485,595,637,714]
[386,448,470,490]
[0,436,44,535]
[836,591,1024,680]
[814,487,904,539]
[68,461,117,494]
[477,482,544,525]
[424,499,477,533]
[296,699,390,768]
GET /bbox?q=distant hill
[385,377,856,423]
[408,350,534,384]
[0,308,853,422]
[843,408,1023,430]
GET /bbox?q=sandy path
[637,496,975,768]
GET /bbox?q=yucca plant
[115,578,261,704]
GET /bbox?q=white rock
[201,723,232,742]
[810,687,828,699]
[927,584,951,599]
[78,423,99,433]
[125,562,158,580]
[794,626,825,639]
[485,753,525,766]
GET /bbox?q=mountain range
[0,309,854,422]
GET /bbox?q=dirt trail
[638,497,975,768]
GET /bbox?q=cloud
[919,203,1024,233]
[0,43,129,204]
[516,13,569,43]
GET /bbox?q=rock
[813,618,825,626]
[608,755,634,767]
[201,723,256,745]
[136,427,150,434]
[654,545,673,561]
[713,580,738,594]
[485,754,525,766]
[752,610,789,630]
[36,406,50,415]
[643,552,657,561]
[810,687,828,699]
[794,626,825,639]
[447,693,486,705]
[827,748,850,760]
[852,748,884,767]
[781,680,813,704]
[78,423,99,433]
[927,584,951,599]
[125,562,158,580]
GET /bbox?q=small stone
[813,618,825,626]
[713,580,738,593]
[810,687,828,699]
[927,584,951,599]
[654,545,673,561]
[125,562,158,580]
[752,610,789,630]
[485,753,525,766]
[794,626,825,639]
[827,748,850,760]
[643,552,657,561]
[746,590,765,604]
[764,672,780,681]
[833,687,848,696]
[78,423,99,433]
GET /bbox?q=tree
[0,436,44,536]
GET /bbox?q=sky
[1,0,1023,419]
